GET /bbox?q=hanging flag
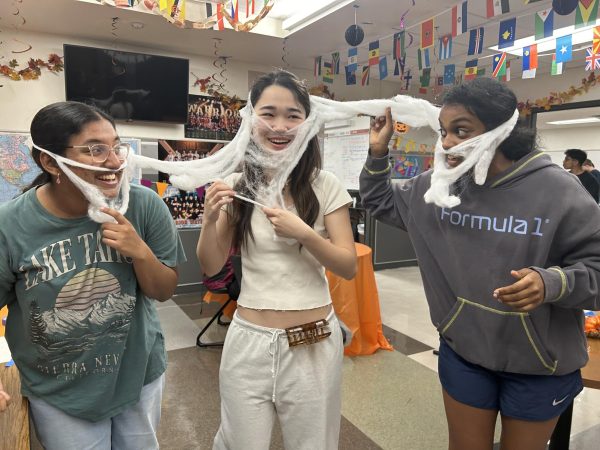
[332,52,340,75]
[522,68,537,79]
[420,67,431,87]
[522,44,538,70]
[345,65,357,85]
[393,31,406,60]
[379,56,389,80]
[594,26,600,55]
[439,35,453,60]
[555,34,573,63]
[576,0,599,28]
[205,2,213,16]
[551,54,563,75]
[394,55,406,77]
[501,60,511,82]
[468,27,485,55]
[419,87,428,95]
[585,46,600,70]
[443,64,456,85]
[437,76,444,86]
[347,47,358,73]
[464,59,478,80]
[498,17,517,49]
[492,53,507,78]
[452,1,468,37]
[487,0,510,17]
[368,41,380,65]
[215,4,224,30]
[402,70,413,90]
[361,65,370,86]
[477,68,486,77]
[535,9,554,40]
[323,61,333,83]
[421,18,434,49]
[314,56,322,77]
[417,48,431,70]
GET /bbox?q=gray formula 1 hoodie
[360,151,600,376]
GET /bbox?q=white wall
[538,127,600,167]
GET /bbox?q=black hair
[442,77,537,161]
[584,159,595,167]
[565,149,587,166]
[232,69,321,250]
[24,101,115,192]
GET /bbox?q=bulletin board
[322,116,370,191]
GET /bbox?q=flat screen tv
[64,44,189,124]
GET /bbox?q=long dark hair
[231,70,321,250]
[442,77,537,160]
[24,101,115,192]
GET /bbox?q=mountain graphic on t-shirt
[29,268,136,363]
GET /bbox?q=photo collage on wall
[185,94,245,141]
[158,139,225,228]
[388,122,437,180]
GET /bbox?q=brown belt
[285,318,331,347]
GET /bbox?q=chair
[196,254,242,348]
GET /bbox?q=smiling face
[252,85,307,151]
[63,119,124,198]
[438,104,487,168]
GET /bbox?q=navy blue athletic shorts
[438,338,583,421]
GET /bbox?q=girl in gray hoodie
[360,78,600,450]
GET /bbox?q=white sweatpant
[213,309,343,450]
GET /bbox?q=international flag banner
[215,4,224,30]
[492,52,507,78]
[522,44,538,70]
[535,9,554,40]
[314,56,322,77]
[393,31,406,60]
[468,27,485,55]
[347,47,358,73]
[522,68,537,79]
[452,1,468,37]
[555,34,573,63]
[419,87,428,94]
[575,0,599,28]
[345,65,356,85]
[402,69,413,90]
[594,26,600,54]
[585,46,600,71]
[361,65,370,86]
[394,56,406,77]
[464,59,478,80]
[368,41,380,65]
[439,35,453,60]
[487,0,510,17]
[421,18,434,49]
[443,64,456,85]
[501,60,511,82]
[417,48,431,70]
[420,67,431,87]
[323,61,333,83]
[437,76,444,86]
[498,17,517,49]
[379,56,389,80]
[551,54,563,75]
[477,68,486,77]
[332,52,340,75]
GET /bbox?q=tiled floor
[156,266,600,449]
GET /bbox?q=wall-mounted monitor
[64,44,189,124]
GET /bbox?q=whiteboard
[323,116,370,191]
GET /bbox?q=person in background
[563,149,600,202]
[0,101,185,449]
[197,70,356,450]
[360,77,600,450]
[583,158,600,187]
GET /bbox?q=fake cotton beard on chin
[33,144,131,223]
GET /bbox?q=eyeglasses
[66,143,131,163]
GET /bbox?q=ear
[38,152,60,177]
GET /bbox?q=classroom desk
[203,243,392,356]
[549,337,600,450]
[0,306,30,450]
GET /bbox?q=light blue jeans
[28,373,165,450]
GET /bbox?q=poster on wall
[0,133,40,203]
[157,139,224,228]
[392,155,433,179]
[185,94,245,141]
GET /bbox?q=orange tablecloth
[203,243,392,356]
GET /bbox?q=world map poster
[0,133,40,203]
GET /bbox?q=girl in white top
[197,70,357,450]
